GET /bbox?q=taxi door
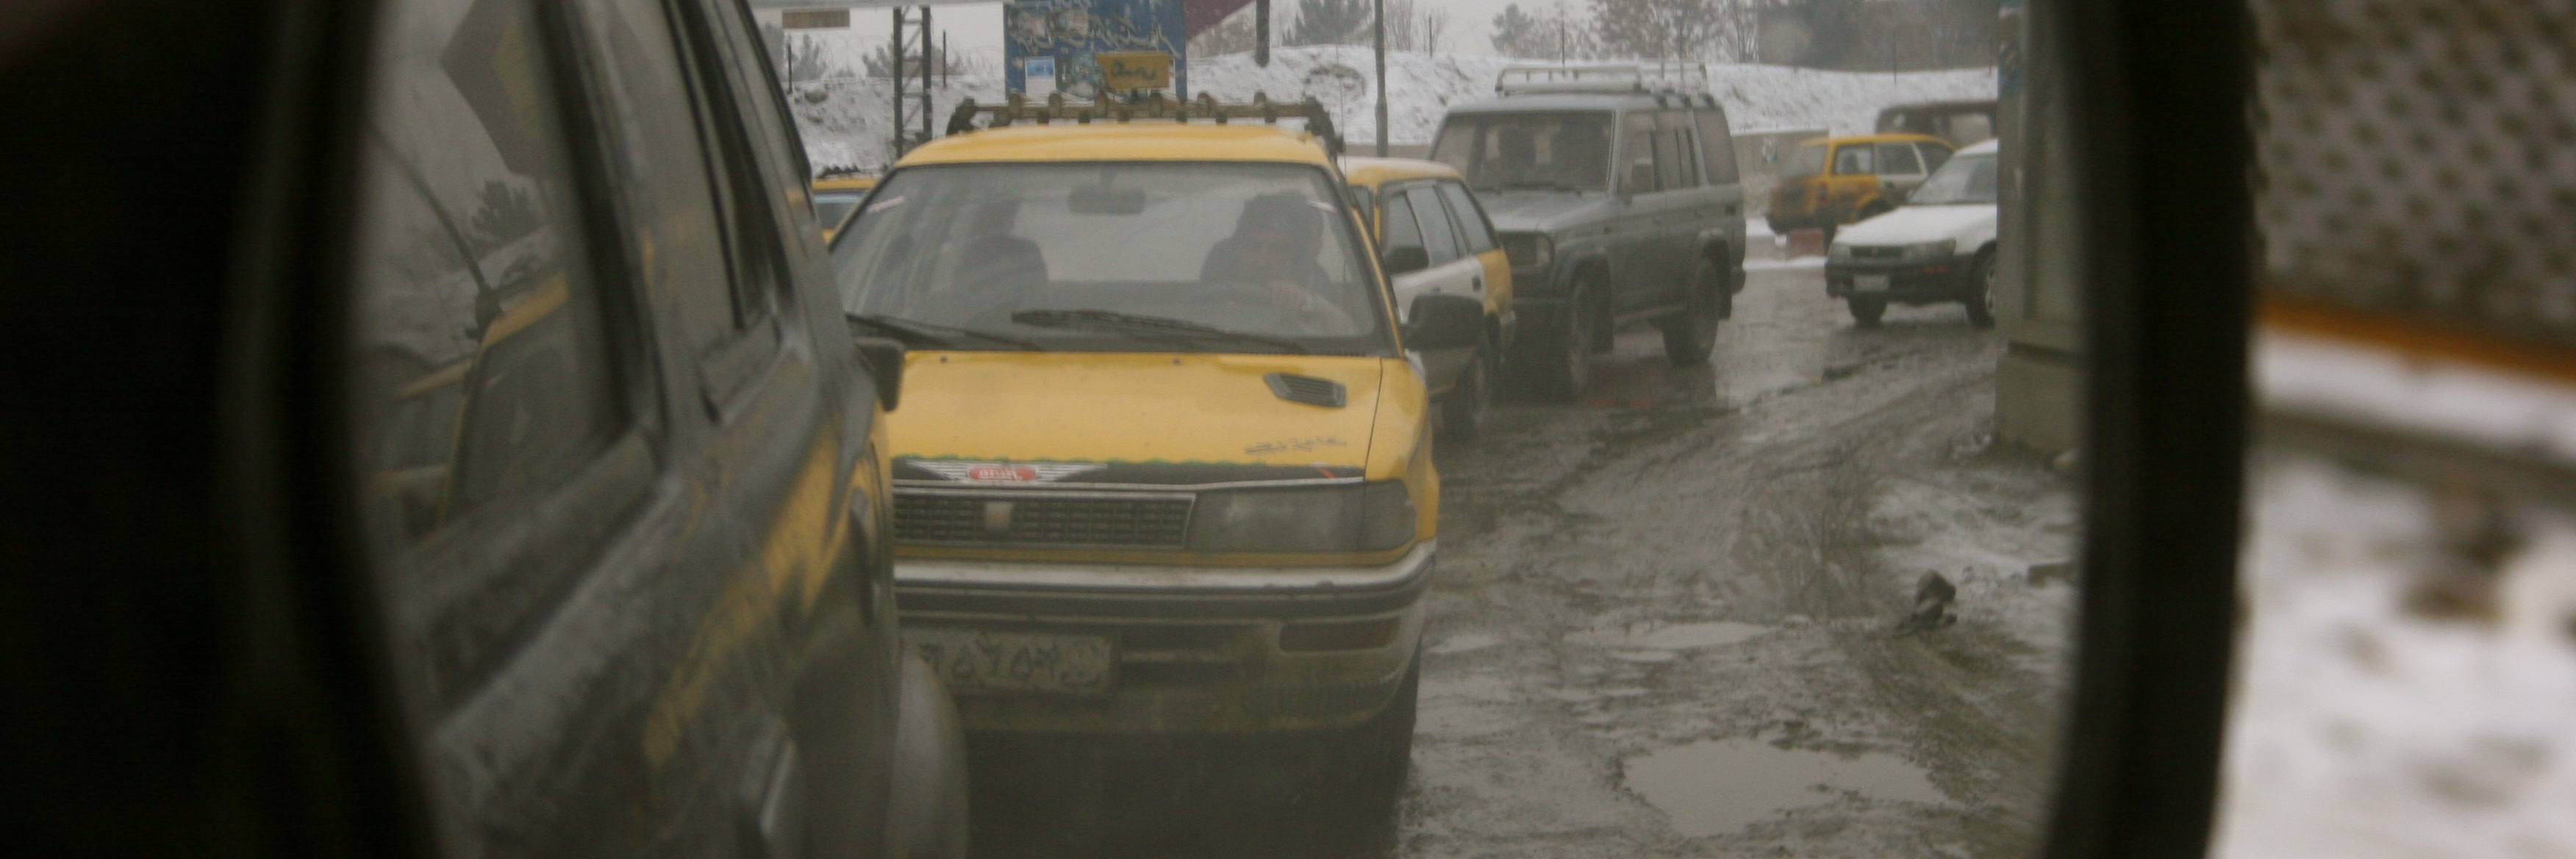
[1381,182,1484,393]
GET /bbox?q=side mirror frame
[1403,294,1484,352]
[1381,246,1431,277]
[851,335,906,412]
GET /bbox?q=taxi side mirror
[1382,246,1431,277]
[1403,294,1484,351]
[852,335,906,412]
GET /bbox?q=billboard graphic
[1006,0,1187,100]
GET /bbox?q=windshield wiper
[1009,309,1312,354]
[845,313,1048,351]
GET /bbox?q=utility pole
[920,5,934,145]
[891,7,905,157]
[1374,0,1387,156]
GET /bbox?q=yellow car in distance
[1343,157,1513,438]
[1765,132,1956,240]
[829,117,1479,820]
[812,173,877,241]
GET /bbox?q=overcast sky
[757,0,1582,72]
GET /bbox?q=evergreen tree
[1284,0,1371,46]
[1489,4,1548,56]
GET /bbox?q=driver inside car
[1200,193,1358,332]
[939,196,1049,326]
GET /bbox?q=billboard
[1006,0,1187,100]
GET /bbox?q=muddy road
[969,259,2082,859]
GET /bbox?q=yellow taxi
[1765,132,1956,240]
[825,110,1480,813]
[811,172,877,241]
[1342,157,1513,438]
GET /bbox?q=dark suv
[46,0,978,855]
[1428,65,1748,397]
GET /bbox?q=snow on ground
[784,47,1995,174]
[2218,453,2576,859]
[2217,332,2576,859]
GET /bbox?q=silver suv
[1428,64,1749,398]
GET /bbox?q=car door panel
[1612,111,1668,313]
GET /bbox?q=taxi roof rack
[1496,62,1709,96]
[943,92,1344,157]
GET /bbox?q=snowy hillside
[784,46,1996,175]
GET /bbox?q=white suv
[1823,138,2001,327]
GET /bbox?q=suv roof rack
[1496,63,1709,96]
[942,92,1344,157]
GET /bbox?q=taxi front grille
[1847,246,1906,260]
[893,491,1194,549]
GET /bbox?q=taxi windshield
[1906,152,1998,205]
[831,162,1389,354]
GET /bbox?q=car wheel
[1964,251,1997,329]
[1516,277,1595,402]
[1305,660,1417,849]
[1438,345,1492,441]
[1660,257,1724,366]
[1850,296,1886,327]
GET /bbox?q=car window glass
[1878,141,1924,174]
[1377,186,1425,256]
[570,0,737,355]
[1833,143,1876,175]
[1782,142,1827,178]
[1621,113,1659,193]
[814,192,866,230]
[1439,182,1497,254]
[350,0,625,544]
[1919,143,1952,171]
[1430,112,1614,191]
[1403,185,1463,265]
[1696,108,1739,183]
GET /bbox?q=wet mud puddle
[1564,621,1771,663]
[1621,738,1949,837]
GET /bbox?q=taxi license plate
[1854,274,1891,293]
[907,629,1116,694]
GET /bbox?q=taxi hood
[889,352,1388,477]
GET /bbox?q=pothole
[1621,738,1947,837]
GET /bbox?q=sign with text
[779,8,848,29]
[1006,0,1187,99]
[1096,51,1173,92]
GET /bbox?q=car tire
[1437,345,1492,441]
[1309,660,1417,849]
[1850,296,1886,327]
[1517,277,1595,402]
[1660,257,1725,366]
[1964,251,1997,329]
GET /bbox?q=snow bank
[784,46,1996,174]
[2217,453,2576,859]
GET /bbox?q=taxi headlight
[1500,233,1552,269]
[1900,239,1956,261]
[1189,482,1415,553]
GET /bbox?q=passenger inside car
[943,197,1049,324]
[1201,193,1352,329]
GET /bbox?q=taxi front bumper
[892,542,1434,735]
